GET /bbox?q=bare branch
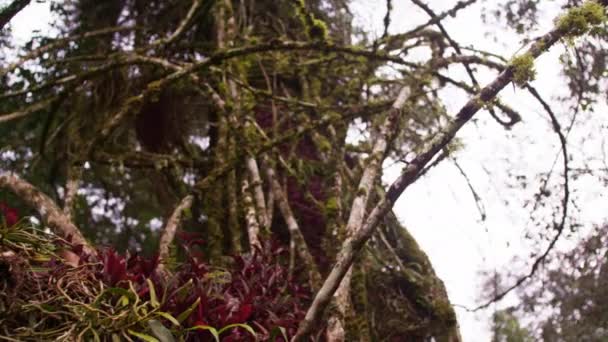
[473,85,571,310]
[382,0,392,39]
[0,0,30,31]
[452,158,486,221]
[1,26,135,77]
[383,0,477,45]
[151,0,202,47]
[0,97,55,123]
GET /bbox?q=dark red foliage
[0,202,19,226]
[2,193,311,340]
[101,248,128,286]
[159,239,310,341]
[72,237,310,341]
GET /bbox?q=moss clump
[324,196,340,216]
[357,187,367,197]
[315,134,332,153]
[293,0,328,41]
[309,18,328,40]
[510,54,536,87]
[556,1,607,36]
[432,298,457,325]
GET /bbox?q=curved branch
[411,0,518,128]
[1,25,135,77]
[0,172,93,254]
[386,0,477,43]
[473,85,571,310]
[0,0,30,30]
[149,0,202,47]
[452,157,487,221]
[0,97,56,123]
[157,195,194,276]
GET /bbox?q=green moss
[346,259,372,341]
[324,196,340,216]
[242,124,259,145]
[308,18,328,40]
[357,187,367,197]
[292,0,328,41]
[509,53,536,87]
[471,96,485,109]
[315,135,332,152]
[432,298,457,325]
[556,1,607,36]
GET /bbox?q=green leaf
[147,278,160,308]
[92,329,101,342]
[218,323,257,338]
[148,319,176,342]
[95,287,134,307]
[39,304,57,312]
[269,327,288,342]
[106,287,134,298]
[127,330,160,342]
[29,266,51,272]
[172,279,193,302]
[177,297,200,323]
[155,312,180,327]
[119,295,130,307]
[186,325,220,342]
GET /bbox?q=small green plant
[556,0,607,36]
[510,54,536,87]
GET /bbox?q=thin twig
[472,85,571,310]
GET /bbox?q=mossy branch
[292,2,607,340]
[0,172,94,255]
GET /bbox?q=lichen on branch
[510,54,536,87]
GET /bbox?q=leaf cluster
[0,210,310,341]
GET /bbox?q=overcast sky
[5,1,608,340]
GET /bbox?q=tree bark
[0,172,93,254]
[157,195,194,276]
[0,0,30,31]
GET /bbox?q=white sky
[4,1,608,341]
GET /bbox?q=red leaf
[0,202,18,226]
[235,303,253,322]
[192,320,208,327]
[102,248,127,286]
